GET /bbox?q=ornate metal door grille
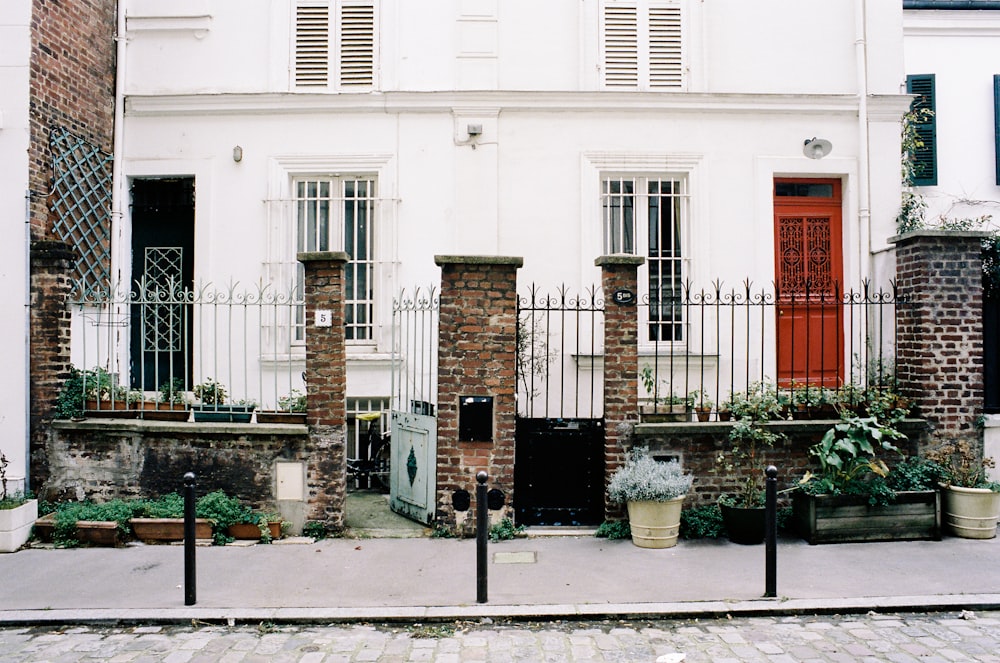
[50,127,113,289]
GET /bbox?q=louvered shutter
[906,74,937,187]
[648,4,682,89]
[295,3,330,87]
[340,0,374,87]
[604,3,639,88]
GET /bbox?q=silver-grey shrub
[608,448,693,503]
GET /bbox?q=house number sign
[612,288,636,306]
[315,310,332,327]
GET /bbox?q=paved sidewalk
[1,533,998,626]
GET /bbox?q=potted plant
[55,367,139,419]
[129,493,212,543]
[0,451,38,553]
[607,447,693,548]
[191,379,254,423]
[793,416,941,544]
[137,377,190,421]
[690,390,714,422]
[639,366,691,422]
[256,389,307,425]
[925,440,1000,539]
[716,381,784,544]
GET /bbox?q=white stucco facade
[0,1,31,489]
[105,0,911,412]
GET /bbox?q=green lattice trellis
[50,126,113,289]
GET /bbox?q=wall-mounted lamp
[467,123,483,138]
[803,137,832,160]
[232,145,243,163]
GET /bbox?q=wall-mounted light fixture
[232,145,243,163]
[803,137,832,160]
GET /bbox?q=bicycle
[347,411,390,492]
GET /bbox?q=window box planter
[639,404,690,423]
[225,521,282,541]
[792,490,941,545]
[255,411,306,425]
[130,517,212,543]
[84,399,140,419]
[0,498,38,552]
[137,402,190,422]
[31,512,122,547]
[192,405,253,423]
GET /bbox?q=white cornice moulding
[904,11,1000,36]
[125,91,881,117]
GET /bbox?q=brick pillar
[29,240,77,494]
[596,255,644,519]
[435,255,523,532]
[298,251,349,528]
[893,230,988,453]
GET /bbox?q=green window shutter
[906,74,937,187]
[995,75,1000,186]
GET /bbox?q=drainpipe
[23,190,31,493]
[111,0,128,372]
[855,0,872,281]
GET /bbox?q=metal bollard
[764,465,778,598]
[476,470,488,604]
[184,472,197,606]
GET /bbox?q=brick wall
[894,231,987,453]
[28,0,116,241]
[596,255,643,518]
[299,251,349,528]
[435,255,522,531]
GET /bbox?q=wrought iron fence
[67,279,304,418]
[390,287,439,415]
[639,280,901,419]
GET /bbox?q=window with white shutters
[601,0,683,91]
[294,0,376,91]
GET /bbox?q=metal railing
[67,279,305,417]
[639,280,901,418]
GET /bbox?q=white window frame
[583,153,700,350]
[599,0,685,91]
[265,155,394,356]
[292,0,377,92]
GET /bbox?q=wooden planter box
[84,400,139,419]
[130,517,212,543]
[255,411,306,425]
[793,490,941,545]
[32,512,122,547]
[226,521,282,540]
[137,402,190,422]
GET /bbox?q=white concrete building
[0,1,31,490]
[92,0,911,431]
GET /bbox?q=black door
[129,178,195,390]
[514,418,605,526]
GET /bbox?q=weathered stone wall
[44,421,309,509]
[435,255,522,530]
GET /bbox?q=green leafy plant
[608,448,693,504]
[46,499,137,547]
[0,451,31,509]
[488,518,525,541]
[158,378,188,405]
[277,389,307,413]
[55,366,135,418]
[595,519,632,540]
[925,440,1000,491]
[798,416,905,505]
[639,365,690,408]
[133,493,186,519]
[679,503,726,539]
[303,520,329,540]
[196,490,254,545]
[717,380,785,508]
[193,378,227,405]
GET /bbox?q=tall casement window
[602,175,689,342]
[601,0,683,90]
[294,0,376,90]
[293,176,376,342]
[906,74,937,186]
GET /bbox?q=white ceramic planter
[0,499,38,553]
[626,496,685,548]
[942,485,1000,539]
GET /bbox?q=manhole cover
[492,551,536,564]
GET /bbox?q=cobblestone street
[1,611,999,662]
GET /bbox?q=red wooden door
[773,179,844,387]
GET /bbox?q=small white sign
[315,309,332,327]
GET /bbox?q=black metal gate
[514,285,605,526]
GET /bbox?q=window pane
[602,178,635,254]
